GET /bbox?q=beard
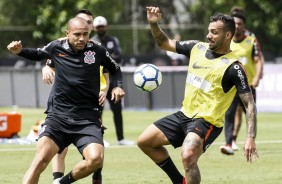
[208,39,216,50]
[234,30,244,37]
[209,45,216,51]
[97,30,106,37]
[208,37,225,53]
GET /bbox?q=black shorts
[38,114,104,154]
[154,111,222,152]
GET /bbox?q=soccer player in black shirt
[7,17,124,184]
[41,9,109,184]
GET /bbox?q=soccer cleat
[52,177,62,184]
[182,177,186,184]
[231,140,240,151]
[118,139,135,145]
[220,145,234,155]
[103,140,110,148]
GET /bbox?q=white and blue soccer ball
[133,64,162,92]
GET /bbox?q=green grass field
[0,107,282,184]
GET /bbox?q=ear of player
[133,64,162,92]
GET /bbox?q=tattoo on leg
[182,137,202,184]
[183,139,201,149]
[185,164,201,184]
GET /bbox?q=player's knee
[181,147,199,166]
[137,135,146,149]
[138,125,165,151]
[86,155,104,170]
[137,134,154,152]
[33,155,51,170]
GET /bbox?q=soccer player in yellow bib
[230,6,264,151]
[220,11,264,155]
[137,6,258,184]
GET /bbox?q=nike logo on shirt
[192,61,211,69]
[58,53,67,57]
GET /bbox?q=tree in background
[0,0,281,60]
[191,0,282,60]
[0,0,38,57]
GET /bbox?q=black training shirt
[18,39,122,119]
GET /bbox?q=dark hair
[230,6,244,14]
[231,12,246,23]
[76,9,93,16]
[210,12,235,37]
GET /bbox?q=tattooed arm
[227,62,259,163]
[239,92,259,163]
[239,92,257,138]
[146,6,176,52]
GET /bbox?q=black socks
[92,167,103,184]
[157,157,184,184]
[53,172,64,180]
[59,171,76,184]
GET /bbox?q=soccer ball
[133,64,162,92]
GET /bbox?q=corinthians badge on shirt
[84,51,96,64]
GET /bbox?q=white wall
[256,64,282,112]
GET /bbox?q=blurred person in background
[91,16,135,146]
[138,6,258,184]
[231,6,265,150]
[220,8,264,155]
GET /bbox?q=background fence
[0,64,281,112]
